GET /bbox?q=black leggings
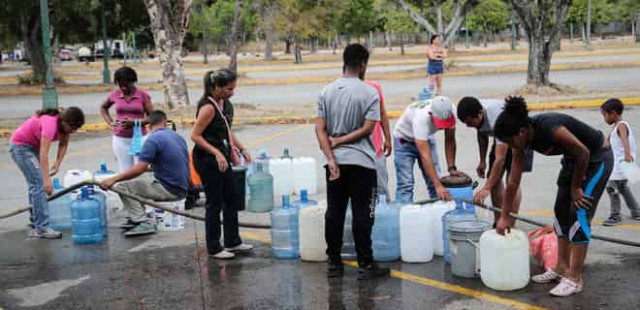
[193,153,242,254]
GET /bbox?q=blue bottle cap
[80,186,89,198]
[100,161,107,172]
[53,178,62,189]
[256,163,263,172]
[282,195,291,209]
[300,189,308,202]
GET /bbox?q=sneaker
[357,263,390,280]
[123,222,156,237]
[327,262,344,278]
[225,244,254,253]
[531,269,561,284]
[549,278,583,297]
[27,228,62,239]
[209,250,235,260]
[603,217,622,226]
[119,219,140,230]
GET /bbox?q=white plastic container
[155,200,186,231]
[480,229,530,291]
[299,203,327,262]
[293,157,317,195]
[92,163,121,216]
[400,204,434,263]
[269,158,294,197]
[63,170,93,199]
[431,200,456,256]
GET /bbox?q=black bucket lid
[440,175,473,188]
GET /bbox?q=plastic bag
[620,162,640,184]
[528,226,557,270]
[129,119,143,155]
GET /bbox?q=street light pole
[101,0,111,84]
[39,0,58,109]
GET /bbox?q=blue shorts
[427,61,444,75]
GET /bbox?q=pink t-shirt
[366,81,385,158]
[10,115,60,150]
[109,88,150,138]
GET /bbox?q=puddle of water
[6,275,91,307]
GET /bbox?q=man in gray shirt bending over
[316,44,390,280]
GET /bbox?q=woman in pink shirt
[10,107,85,239]
[100,67,153,172]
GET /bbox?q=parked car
[59,49,73,61]
[77,47,94,62]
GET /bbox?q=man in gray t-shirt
[315,44,389,280]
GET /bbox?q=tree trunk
[144,0,192,109]
[526,33,552,87]
[294,38,302,64]
[22,6,47,83]
[384,31,392,51]
[400,32,405,55]
[285,38,292,54]
[483,31,488,47]
[581,23,586,42]
[311,37,317,53]
[228,0,242,73]
[436,3,444,34]
[262,6,275,61]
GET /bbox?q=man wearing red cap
[393,95,463,202]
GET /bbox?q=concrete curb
[2,97,638,137]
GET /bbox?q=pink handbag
[528,226,558,270]
[208,97,242,166]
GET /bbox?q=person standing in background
[427,34,447,96]
[100,66,153,173]
[366,81,392,201]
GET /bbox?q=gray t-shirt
[478,99,505,136]
[317,77,380,169]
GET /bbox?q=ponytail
[198,69,238,111]
[494,95,529,141]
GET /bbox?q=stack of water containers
[270,195,300,258]
[86,185,107,236]
[63,169,93,198]
[70,187,103,245]
[441,175,478,263]
[49,178,72,231]
[92,162,119,216]
[247,163,274,213]
[372,195,401,262]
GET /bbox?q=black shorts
[553,148,614,244]
[488,142,534,178]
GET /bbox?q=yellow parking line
[238,229,546,310]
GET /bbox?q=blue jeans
[394,136,441,202]
[10,144,49,231]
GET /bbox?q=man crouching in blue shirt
[100,110,190,237]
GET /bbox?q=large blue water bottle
[372,194,401,261]
[292,189,317,209]
[270,195,300,259]
[86,186,107,236]
[248,163,274,213]
[49,178,72,230]
[71,187,104,245]
[441,175,476,212]
[93,161,116,180]
[418,87,432,101]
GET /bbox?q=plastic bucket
[443,208,476,264]
[441,175,477,211]
[448,218,491,278]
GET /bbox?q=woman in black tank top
[190,69,254,259]
[493,96,613,297]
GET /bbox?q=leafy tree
[395,0,480,45]
[466,0,509,47]
[334,0,378,42]
[510,0,572,88]
[380,1,418,54]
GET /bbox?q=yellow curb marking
[238,229,547,310]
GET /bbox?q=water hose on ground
[1,182,639,246]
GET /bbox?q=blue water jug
[292,189,317,209]
[93,161,116,180]
[441,175,477,212]
[71,187,104,245]
[372,195,400,262]
[418,87,432,101]
[248,163,274,213]
[254,149,271,173]
[86,186,107,236]
[342,203,357,260]
[442,206,477,264]
[49,178,72,230]
[270,195,299,259]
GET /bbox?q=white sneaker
[549,278,583,297]
[531,269,561,284]
[225,244,254,252]
[27,228,62,239]
[209,250,235,260]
